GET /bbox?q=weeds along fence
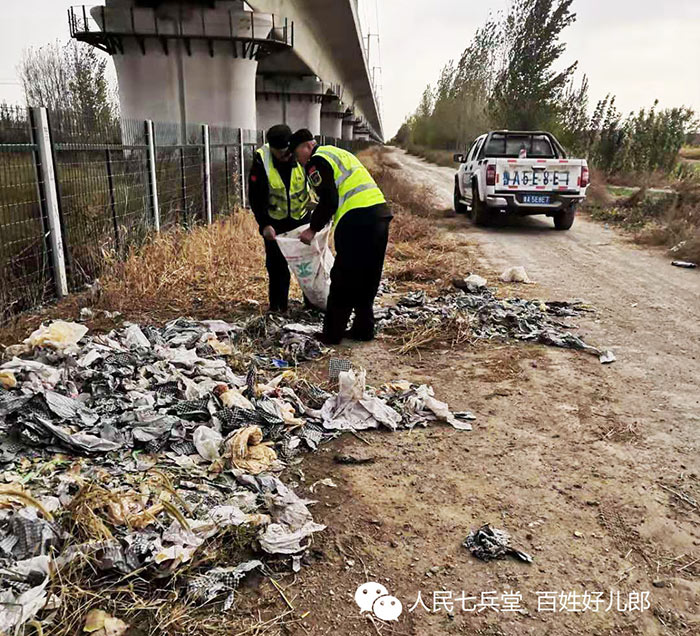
[0,106,362,320]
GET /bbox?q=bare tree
[18,40,116,128]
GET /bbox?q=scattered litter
[453,274,487,292]
[193,425,223,462]
[671,260,697,269]
[334,454,375,465]
[187,560,263,610]
[309,478,338,493]
[599,350,616,364]
[329,357,352,380]
[0,555,51,632]
[224,426,278,474]
[499,266,533,284]
[321,369,402,431]
[83,609,129,636]
[377,286,615,364]
[463,525,532,563]
[79,307,94,321]
[0,370,17,389]
[0,312,470,631]
[25,320,88,352]
[670,240,687,253]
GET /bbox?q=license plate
[502,170,571,187]
[523,194,551,205]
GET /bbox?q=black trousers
[264,238,292,312]
[323,211,391,343]
[264,237,314,312]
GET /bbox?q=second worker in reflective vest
[249,124,314,312]
[288,128,393,344]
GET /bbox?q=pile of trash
[376,279,616,364]
[0,316,469,633]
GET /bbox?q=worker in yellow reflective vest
[288,129,393,344]
[249,125,314,312]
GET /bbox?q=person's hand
[262,225,276,240]
[299,228,316,245]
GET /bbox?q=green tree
[490,0,578,130]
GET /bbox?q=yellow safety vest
[313,145,386,226]
[256,144,311,220]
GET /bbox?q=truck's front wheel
[553,207,576,231]
[470,184,490,226]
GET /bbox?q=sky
[2,1,699,139]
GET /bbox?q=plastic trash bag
[499,266,532,284]
[276,224,334,310]
[223,426,277,474]
[24,320,88,351]
[193,425,222,461]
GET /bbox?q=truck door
[465,137,485,199]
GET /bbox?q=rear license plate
[523,194,550,205]
[503,170,571,187]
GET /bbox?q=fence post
[239,127,246,208]
[145,119,160,232]
[202,123,212,224]
[30,107,68,298]
[105,148,121,254]
[224,144,230,212]
[179,147,186,225]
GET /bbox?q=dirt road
[256,149,699,636]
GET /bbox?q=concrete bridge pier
[256,76,323,135]
[77,1,295,141]
[320,96,344,139]
[354,120,371,142]
[341,113,356,141]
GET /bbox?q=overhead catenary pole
[30,107,68,298]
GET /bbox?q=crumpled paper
[259,480,325,554]
[320,369,401,431]
[0,555,51,632]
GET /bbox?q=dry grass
[400,143,457,168]
[635,177,700,262]
[97,213,268,322]
[585,168,700,263]
[680,146,700,161]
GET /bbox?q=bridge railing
[0,107,370,320]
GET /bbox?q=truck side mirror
[453,153,464,163]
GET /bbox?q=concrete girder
[247,0,383,140]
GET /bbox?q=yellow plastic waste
[83,609,128,636]
[224,426,277,475]
[25,320,88,351]
[0,370,17,389]
[204,334,234,356]
[219,387,254,410]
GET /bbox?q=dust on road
[266,148,699,636]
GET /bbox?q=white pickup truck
[453,130,589,230]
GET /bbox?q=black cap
[288,128,315,153]
[266,124,292,150]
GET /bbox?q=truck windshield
[484,133,557,158]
